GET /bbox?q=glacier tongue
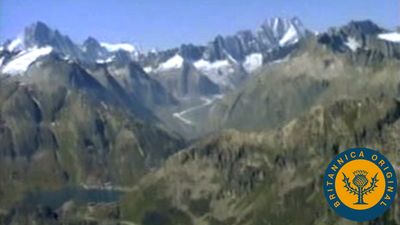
[2,46,53,75]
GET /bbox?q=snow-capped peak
[100,42,137,53]
[262,17,305,47]
[265,17,290,36]
[2,46,53,75]
[157,54,184,71]
[378,32,400,43]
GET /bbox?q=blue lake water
[23,187,122,208]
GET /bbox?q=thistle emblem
[342,170,379,205]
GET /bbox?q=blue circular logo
[323,148,397,221]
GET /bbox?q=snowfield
[194,59,235,87]
[378,32,400,43]
[2,46,53,75]
[100,42,137,52]
[157,54,184,71]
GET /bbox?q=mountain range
[0,17,400,225]
[1,17,308,93]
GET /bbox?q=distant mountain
[0,22,193,225]
[206,20,400,132]
[1,21,139,67]
[0,22,177,114]
[0,17,309,100]
[0,17,315,139]
[140,17,311,93]
[0,53,185,220]
[318,20,400,61]
[1,19,399,136]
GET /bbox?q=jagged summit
[261,17,305,36]
[23,21,53,46]
[19,21,78,52]
[1,21,140,69]
[341,20,386,35]
[138,16,309,91]
[317,19,400,59]
[259,16,306,46]
[83,36,101,48]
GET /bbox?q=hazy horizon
[0,0,399,50]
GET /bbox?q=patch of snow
[96,56,114,64]
[100,42,137,53]
[62,55,71,61]
[271,18,280,35]
[2,46,53,75]
[194,59,235,87]
[279,24,299,46]
[243,53,263,73]
[344,37,361,52]
[143,66,153,73]
[223,50,238,64]
[96,59,107,64]
[100,101,109,110]
[378,32,400,43]
[157,54,184,71]
[7,37,24,52]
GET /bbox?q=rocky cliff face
[0,54,185,219]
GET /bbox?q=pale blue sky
[0,0,399,49]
